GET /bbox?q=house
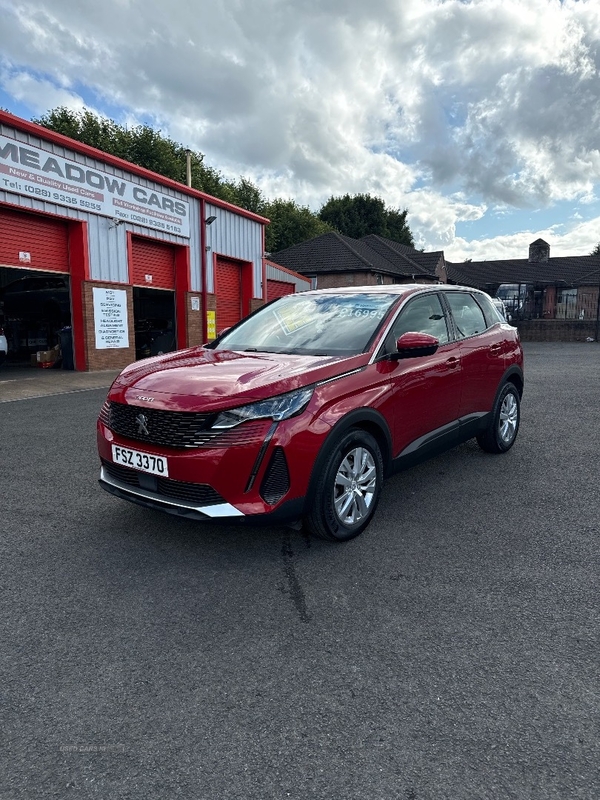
[271,229,600,341]
[446,239,600,340]
[269,231,447,287]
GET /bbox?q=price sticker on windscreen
[274,301,315,335]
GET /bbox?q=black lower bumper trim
[99,478,306,528]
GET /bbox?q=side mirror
[394,331,439,359]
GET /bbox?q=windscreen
[212,293,399,356]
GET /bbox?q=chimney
[529,239,550,263]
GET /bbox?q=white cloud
[0,0,599,258]
[0,65,86,115]
[446,216,600,262]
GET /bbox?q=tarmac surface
[1,343,599,799]
[0,364,120,403]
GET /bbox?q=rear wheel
[476,383,520,453]
[304,429,383,542]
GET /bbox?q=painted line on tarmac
[0,386,111,403]
[0,375,39,383]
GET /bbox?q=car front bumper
[97,413,327,523]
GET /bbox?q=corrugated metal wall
[266,262,311,293]
[86,215,195,285]
[0,122,207,292]
[205,203,263,296]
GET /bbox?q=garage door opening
[133,287,176,360]
[0,267,72,366]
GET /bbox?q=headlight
[212,387,314,430]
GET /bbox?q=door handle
[446,357,459,370]
[490,344,503,355]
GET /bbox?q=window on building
[556,288,577,320]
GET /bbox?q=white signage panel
[93,288,129,350]
[0,134,190,238]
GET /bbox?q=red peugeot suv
[98,285,524,542]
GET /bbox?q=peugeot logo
[136,413,149,436]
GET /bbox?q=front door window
[380,293,461,455]
[387,293,450,345]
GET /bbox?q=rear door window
[445,293,487,339]
[474,293,505,326]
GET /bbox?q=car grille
[108,402,213,448]
[104,402,272,449]
[101,460,225,506]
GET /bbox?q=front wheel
[476,383,520,454]
[304,429,384,542]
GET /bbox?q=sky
[1,0,600,262]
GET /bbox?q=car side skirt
[391,412,491,473]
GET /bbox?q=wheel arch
[305,408,393,509]
[503,365,524,398]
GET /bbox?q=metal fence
[496,284,600,322]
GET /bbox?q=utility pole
[185,150,192,188]
[581,268,600,342]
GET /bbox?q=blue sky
[1,0,600,262]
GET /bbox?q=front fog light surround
[212,387,314,430]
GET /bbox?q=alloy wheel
[333,446,377,526]
[499,392,518,443]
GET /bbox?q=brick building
[269,231,447,287]
[446,240,600,341]
[0,110,309,372]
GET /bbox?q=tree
[265,199,333,253]
[591,243,600,256]
[384,207,413,246]
[318,193,413,246]
[35,107,124,155]
[34,106,235,201]
[230,178,266,215]
[34,108,415,251]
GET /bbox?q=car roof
[296,284,483,299]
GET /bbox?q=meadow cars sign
[0,134,190,238]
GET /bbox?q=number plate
[111,445,169,477]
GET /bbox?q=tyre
[476,382,520,454]
[304,429,384,542]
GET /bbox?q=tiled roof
[270,232,441,280]
[360,235,444,276]
[446,255,600,288]
[270,230,600,289]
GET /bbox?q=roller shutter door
[131,237,176,289]
[267,279,295,301]
[0,208,69,272]
[216,258,242,330]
